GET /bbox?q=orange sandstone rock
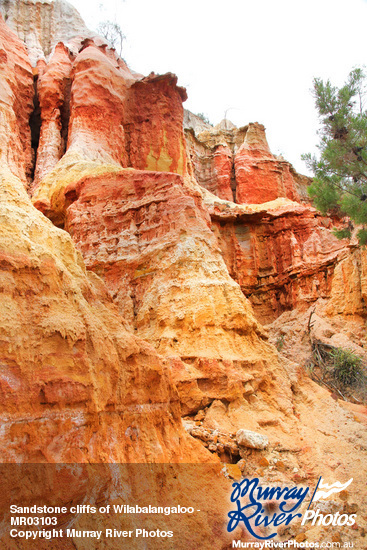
[185,120,305,205]
[0,21,242,547]
[124,72,187,174]
[31,39,137,223]
[326,246,367,317]
[0,14,33,184]
[234,123,300,204]
[31,48,188,225]
[206,197,348,321]
[212,144,234,201]
[0,170,207,464]
[1,6,367,548]
[0,16,206,465]
[67,42,133,165]
[32,42,72,189]
[64,169,264,354]
[63,169,298,430]
[184,118,246,201]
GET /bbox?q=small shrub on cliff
[329,348,365,387]
[97,20,125,56]
[308,341,366,402]
[303,67,367,245]
[275,334,285,352]
[196,112,211,125]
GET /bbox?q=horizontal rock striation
[187,119,364,323]
[207,197,351,321]
[63,169,295,422]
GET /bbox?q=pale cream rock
[236,429,269,450]
[0,0,93,65]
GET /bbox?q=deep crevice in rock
[29,73,41,183]
[60,77,71,156]
[230,158,237,203]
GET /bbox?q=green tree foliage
[302,68,367,244]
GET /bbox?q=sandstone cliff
[0,0,93,65]
[0,16,243,548]
[0,2,366,548]
[0,10,209,466]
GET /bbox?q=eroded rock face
[207,197,350,321]
[62,169,297,425]
[31,39,138,221]
[185,119,308,205]
[0,5,300,474]
[0,13,206,466]
[124,73,187,174]
[0,14,33,183]
[32,42,72,188]
[185,117,246,202]
[0,0,93,65]
[66,42,134,165]
[212,144,234,201]
[1,6,367,548]
[326,246,367,317]
[0,162,209,465]
[31,43,188,227]
[234,123,300,204]
[187,119,365,325]
[64,170,263,355]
